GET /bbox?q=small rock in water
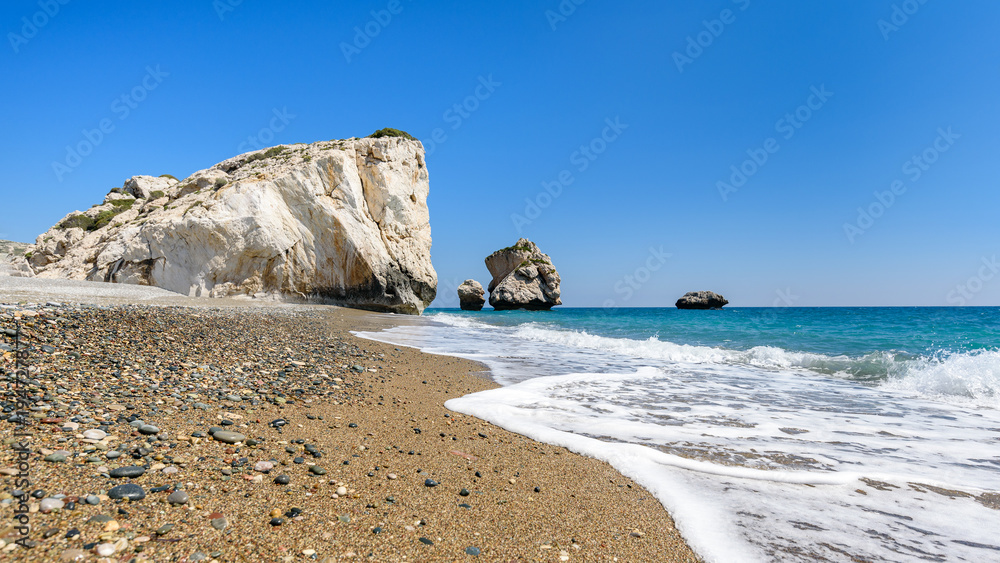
[167,491,189,505]
[110,465,146,478]
[108,484,146,501]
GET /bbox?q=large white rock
[26,137,437,314]
[457,279,485,311]
[485,239,561,311]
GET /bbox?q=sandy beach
[0,280,698,562]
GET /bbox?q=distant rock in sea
[485,239,561,311]
[457,279,486,311]
[23,134,437,314]
[676,291,728,309]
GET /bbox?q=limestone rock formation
[485,239,561,311]
[0,240,33,278]
[25,137,437,314]
[457,279,485,311]
[675,291,728,309]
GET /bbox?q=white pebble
[39,498,64,513]
[83,429,107,440]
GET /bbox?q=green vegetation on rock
[58,199,135,232]
[59,214,95,231]
[368,128,416,141]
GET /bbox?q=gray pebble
[108,484,146,501]
[212,431,246,444]
[109,466,146,478]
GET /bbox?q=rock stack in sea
[485,239,561,311]
[457,280,486,311]
[675,291,728,309]
[22,135,437,314]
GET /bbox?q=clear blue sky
[2,1,998,307]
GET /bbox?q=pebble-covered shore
[0,301,699,562]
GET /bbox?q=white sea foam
[446,367,1000,562]
[356,314,1000,561]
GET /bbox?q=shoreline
[0,281,699,562]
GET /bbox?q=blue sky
[1,0,999,307]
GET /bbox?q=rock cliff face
[457,279,485,311]
[0,240,33,277]
[675,291,728,309]
[26,137,437,314]
[485,239,561,311]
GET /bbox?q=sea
[356,307,1000,562]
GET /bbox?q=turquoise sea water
[358,307,1000,562]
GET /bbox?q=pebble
[212,431,246,444]
[40,498,65,512]
[210,517,228,530]
[85,495,100,505]
[95,543,116,556]
[419,537,434,546]
[336,486,348,496]
[105,451,121,460]
[82,429,107,440]
[466,546,481,556]
[424,479,438,487]
[459,488,470,496]
[86,515,113,524]
[155,523,174,535]
[108,484,146,501]
[309,466,327,475]
[167,491,189,505]
[43,453,67,463]
[269,517,284,526]
[110,465,146,478]
[254,461,274,472]
[274,474,291,485]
